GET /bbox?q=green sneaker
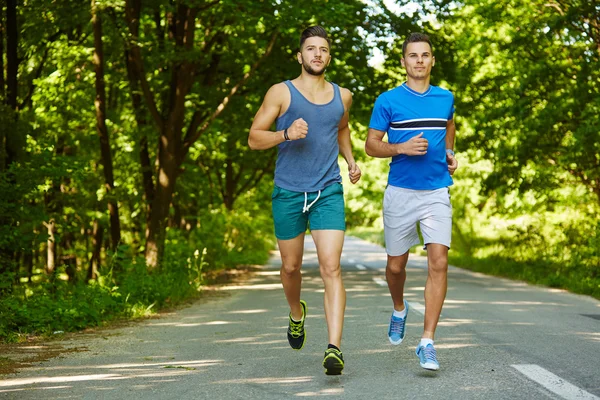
[287,300,307,350]
[323,347,344,375]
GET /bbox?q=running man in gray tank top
[249,26,361,376]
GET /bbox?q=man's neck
[296,73,327,91]
[405,78,430,93]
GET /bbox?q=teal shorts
[272,183,346,240]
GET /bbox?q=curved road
[1,236,599,399]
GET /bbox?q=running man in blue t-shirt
[248,26,361,375]
[365,32,458,371]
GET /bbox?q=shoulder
[337,85,353,105]
[431,85,454,98]
[378,85,404,101]
[266,81,290,97]
[263,82,290,105]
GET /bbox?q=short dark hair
[402,32,433,56]
[299,26,330,50]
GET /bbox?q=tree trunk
[44,219,56,275]
[6,0,17,111]
[124,48,154,239]
[2,0,18,172]
[0,18,5,99]
[123,1,275,269]
[24,245,33,281]
[61,231,77,282]
[92,0,122,252]
[87,219,103,281]
[145,124,179,269]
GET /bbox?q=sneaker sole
[388,336,404,345]
[323,354,344,375]
[420,361,440,371]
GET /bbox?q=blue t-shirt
[369,83,454,190]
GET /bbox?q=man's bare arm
[248,84,286,150]
[249,83,308,150]
[337,88,361,184]
[445,119,458,174]
[365,128,428,158]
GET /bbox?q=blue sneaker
[416,342,440,371]
[388,300,409,345]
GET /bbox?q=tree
[92,0,121,252]
[435,0,600,207]
[118,0,393,268]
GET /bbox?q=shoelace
[421,345,438,362]
[390,317,405,334]
[289,318,304,337]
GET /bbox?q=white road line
[355,264,366,270]
[407,301,425,316]
[512,364,599,400]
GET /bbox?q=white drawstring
[303,190,321,213]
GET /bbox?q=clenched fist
[348,161,362,184]
[287,118,308,140]
[399,132,428,156]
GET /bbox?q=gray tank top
[274,80,345,192]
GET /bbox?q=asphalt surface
[1,235,599,399]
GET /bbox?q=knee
[281,261,301,276]
[387,261,406,276]
[320,262,341,280]
[428,257,448,275]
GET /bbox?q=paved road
[1,236,599,399]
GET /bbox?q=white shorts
[383,185,452,256]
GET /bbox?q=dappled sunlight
[213,337,260,344]
[296,388,344,396]
[486,287,530,292]
[239,340,288,346]
[438,318,477,327]
[217,283,283,291]
[0,374,127,387]
[353,348,395,355]
[146,320,235,327]
[351,293,384,298]
[212,376,314,385]
[225,309,269,314]
[101,360,222,369]
[346,287,384,293]
[254,271,282,276]
[444,299,566,307]
[573,332,600,342]
[0,385,72,394]
[443,334,475,342]
[0,358,226,392]
[33,360,224,372]
[434,343,478,349]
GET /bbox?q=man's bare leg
[311,230,345,348]
[278,233,306,321]
[386,252,409,312]
[422,243,448,339]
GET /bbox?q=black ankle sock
[327,344,340,351]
